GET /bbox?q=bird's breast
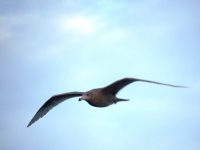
[87,100,112,107]
[87,94,115,107]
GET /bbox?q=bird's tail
[114,98,129,104]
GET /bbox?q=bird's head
[79,91,93,101]
[79,88,102,102]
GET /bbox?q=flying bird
[27,77,186,127]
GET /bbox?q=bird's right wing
[27,91,84,127]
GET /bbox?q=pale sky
[0,0,200,150]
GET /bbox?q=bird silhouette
[27,77,186,127]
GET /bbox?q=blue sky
[0,0,200,150]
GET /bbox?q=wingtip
[27,122,32,128]
[27,120,35,128]
[183,86,189,88]
[175,85,188,88]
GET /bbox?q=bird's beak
[79,95,85,101]
[79,95,88,101]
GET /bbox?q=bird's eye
[86,93,92,96]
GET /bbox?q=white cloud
[56,15,101,35]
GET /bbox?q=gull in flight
[27,77,186,127]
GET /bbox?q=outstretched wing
[27,91,83,127]
[102,77,186,95]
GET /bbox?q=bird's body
[82,88,115,107]
[81,88,127,107]
[27,77,186,127]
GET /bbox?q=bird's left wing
[27,91,83,127]
[102,77,186,95]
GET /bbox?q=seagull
[27,77,186,127]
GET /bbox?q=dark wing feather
[27,91,83,127]
[102,77,186,95]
